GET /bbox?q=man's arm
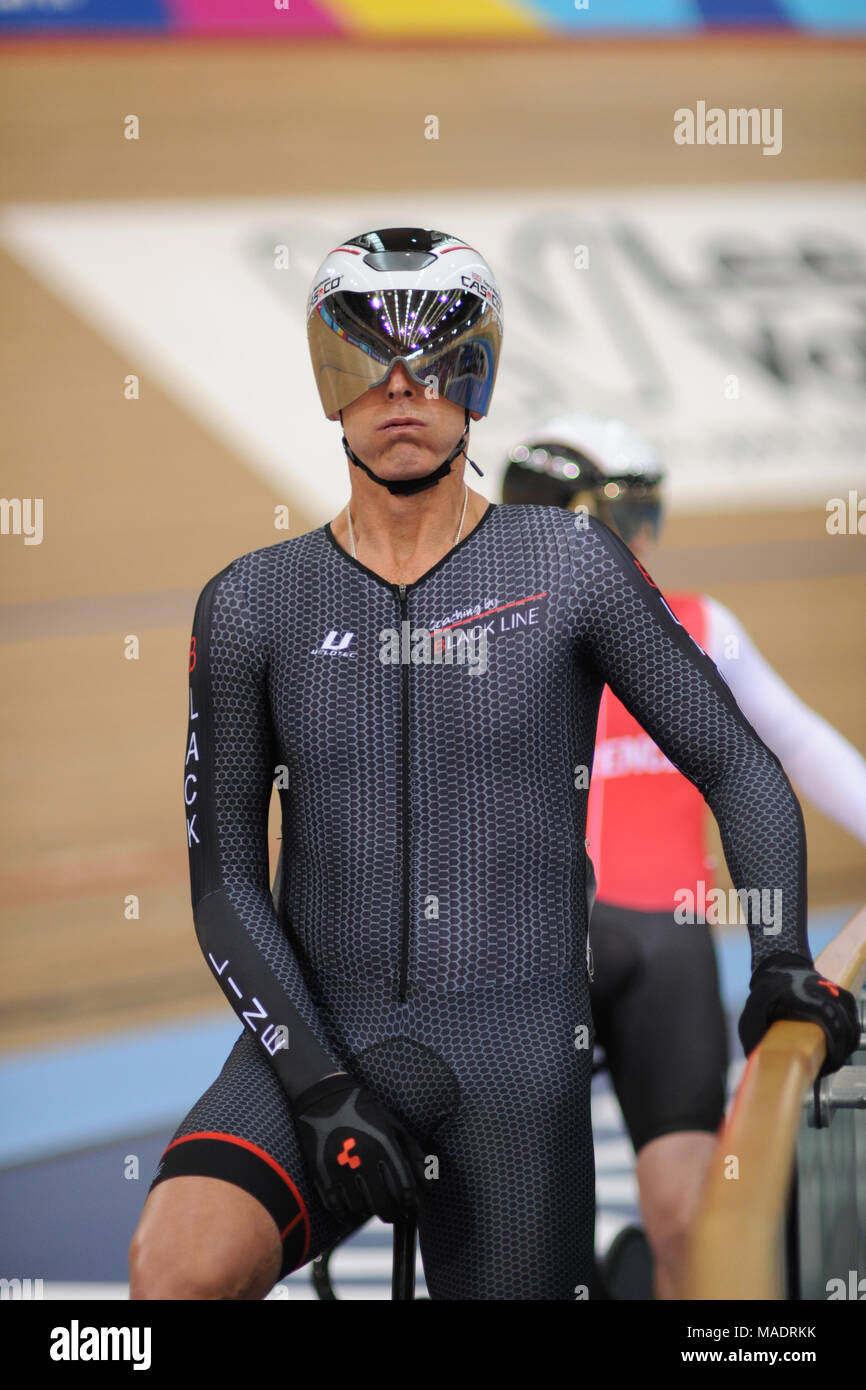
[705,596,866,845]
[185,556,423,1220]
[573,517,860,1072]
[185,558,344,1100]
[573,517,809,971]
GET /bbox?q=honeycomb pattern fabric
[160,969,594,1298]
[163,502,808,1299]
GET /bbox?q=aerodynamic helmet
[307,227,503,420]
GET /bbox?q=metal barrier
[684,905,866,1300]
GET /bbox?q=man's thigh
[143,1030,357,1282]
[130,1174,283,1299]
[414,971,596,1301]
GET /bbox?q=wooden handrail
[683,905,866,1301]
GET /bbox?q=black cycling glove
[738,952,861,1077]
[294,1074,425,1223]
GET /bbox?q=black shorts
[589,900,728,1153]
[149,969,596,1300]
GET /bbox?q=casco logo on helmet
[460,272,502,319]
[309,275,343,310]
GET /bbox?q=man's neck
[332,479,489,585]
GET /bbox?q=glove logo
[816,978,839,997]
[337,1137,361,1170]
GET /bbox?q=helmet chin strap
[340,408,484,497]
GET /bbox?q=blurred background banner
[1,5,864,1298]
[2,0,866,38]
[2,185,864,518]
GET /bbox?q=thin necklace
[346,483,469,562]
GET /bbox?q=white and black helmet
[307,227,503,421]
[503,413,664,544]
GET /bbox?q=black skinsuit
[151,503,807,1299]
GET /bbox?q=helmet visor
[308,287,501,418]
[595,490,663,545]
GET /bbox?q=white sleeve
[704,596,866,845]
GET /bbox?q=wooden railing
[683,905,866,1300]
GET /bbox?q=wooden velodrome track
[1,36,865,1053]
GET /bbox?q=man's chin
[369,448,440,484]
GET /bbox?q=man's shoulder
[492,505,626,575]
[497,501,575,524]
[495,501,593,539]
[498,503,627,551]
[200,528,326,591]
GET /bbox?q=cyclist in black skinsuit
[130,228,860,1302]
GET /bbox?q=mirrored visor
[308,287,501,417]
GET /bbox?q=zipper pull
[398,583,406,601]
